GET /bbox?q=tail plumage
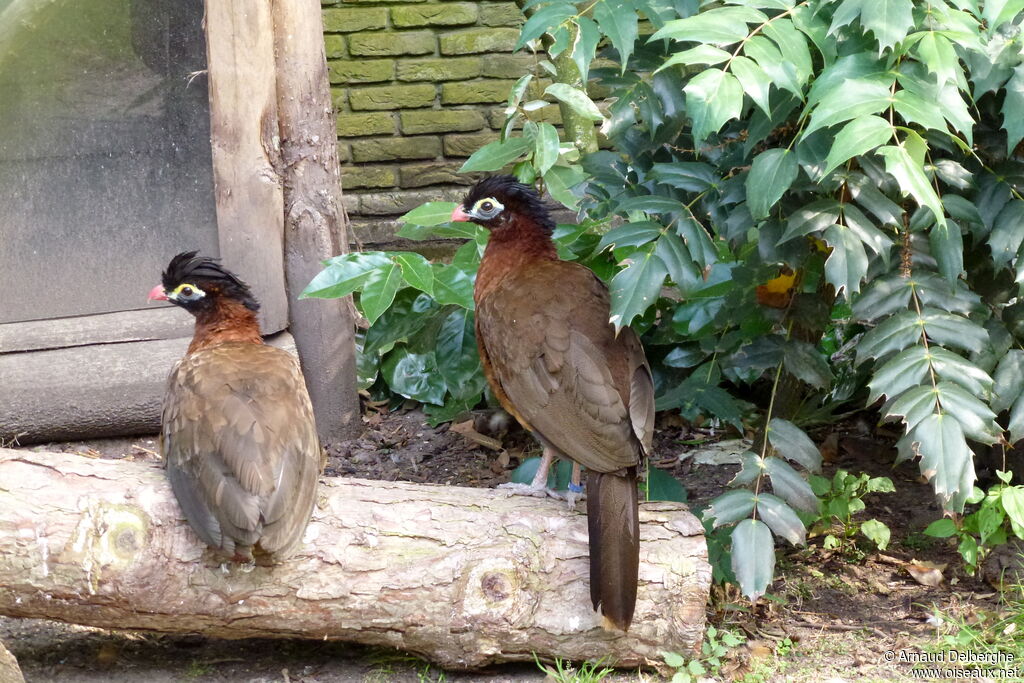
[586,467,640,630]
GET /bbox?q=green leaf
[648,162,718,192]
[544,83,604,122]
[924,518,957,538]
[780,199,841,243]
[363,290,439,356]
[860,519,891,550]
[572,16,601,83]
[805,78,893,136]
[910,412,976,512]
[860,0,914,52]
[662,652,687,669]
[744,35,801,97]
[593,0,639,71]
[767,418,822,472]
[301,251,391,299]
[1003,65,1024,156]
[391,252,433,296]
[459,137,532,173]
[516,4,575,50]
[359,263,403,325]
[764,457,819,513]
[706,489,757,528]
[400,202,460,227]
[930,219,964,283]
[533,122,561,175]
[934,382,1001,445]
[868,346,930,403]
[929,347,993,398]
[782,340,834,390]
[762,17,812,86]
[757,493,806,546]
[655,231,701,295]
[646,467,688,503]
[423,394,481,427]
[746,148,798,220]
[597,222,664,251]
[877,137,947,229]
[989,199,1024,269]
[432,265,475,309]
[887,384,937,435]
[656,45,732,72]
[822,115,893,176]
[354,331,380,390]
[856,310,921,361]
[543,164,586,210]
[913,31,961,87]
[1001,487,1024,530]
[511,456,574,490]
[823,223,869,296]
[731,519,775,601]
[435,308,485,401]
[729,56,773,116]
[993,350,1024,413]
[608,244,669,331]
[920,309,989,354]
[684,68,744,144]
[649,6,767,45]
[381,347,447,405]
[893,90,951,133]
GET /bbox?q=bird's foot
[497,482,565,500]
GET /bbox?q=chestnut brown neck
[475,215,558,303]
[187,297,263,354]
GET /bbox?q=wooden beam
[204,0,289,335]
[0,308,192,354]
[270,0,361,441]
[0,449,710,669]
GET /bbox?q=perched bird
[451,176,654,630]
[149,252,322,563]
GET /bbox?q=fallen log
[0,448,709,670]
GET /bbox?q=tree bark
[271,0,361,443]
[0,639,24,683]
[0,448,709,670]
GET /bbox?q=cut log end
[0,448,710,670]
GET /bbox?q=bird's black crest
[462,175,556,234]
[163,251,260,311]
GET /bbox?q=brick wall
[322,0,557,246]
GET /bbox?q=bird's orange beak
[451,206,472,222]
[148,284,169,301]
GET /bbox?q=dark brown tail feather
[587,467,640,630]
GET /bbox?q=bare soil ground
[2,407,1005,682]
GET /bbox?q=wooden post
[270,0,360,442]
[0,449,710,670]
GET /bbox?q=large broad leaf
[1002,64,1024,156]
[685,68,744,144]
[543,164,586,210]
[920,308,989,353]
[823,115,893,176]
[887,384,938,434]
[391,252,433,296]
[993,350,1024,413]
[400,202,460,227]
[655,231,701,295]
[851,274,911,322]
[780,198,841,243]
[597,222,664,251]
[359,263,403,325]
[731,519,775,601]
[766,418,822,472]
[705,489,757,527]
[877,136,947,229]
[782,340,834,390]
[608,244,669,331]
[868,346,930,403]
[533,122,561,175]
[363,290,438,356]
[756,493,807,546]
[380,347,447,405]
[855,310,922,362]
[746,148,798,219]
[435,308,485,401]
[860,519,891,550]
[648,162,719,192]
[988,199,1024,269]
[593,0,639,72]
[859,0,914,52]
[572,16,601,83]
[764,457,819,513]
[909,412,976,512]
[544,83,605,122]
[928,347,993,399]
[730,56,773,116]
[935,381,1001,445]
[823,223,869,296]
[804,77,893,136]
[762,17,812,86]
[929,218,965,283]
[744,35,802,97]
[516,3,575,50]
[459,137,532,173]
[649,6,767,45]
[301,251,391,299]
[646,467,688,503]
[432,265,475,309]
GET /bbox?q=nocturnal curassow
[148,252,322,563]
[451,176,654,630]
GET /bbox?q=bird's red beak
[451,206,472,222]
[148,284,169,301]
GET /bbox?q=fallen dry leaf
[819,432,840,463]
[449,420,503,451]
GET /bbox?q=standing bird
[148,252,322,563]
[452,176,654,630]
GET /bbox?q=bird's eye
[180,286,194,297]
[481,201,494,212]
